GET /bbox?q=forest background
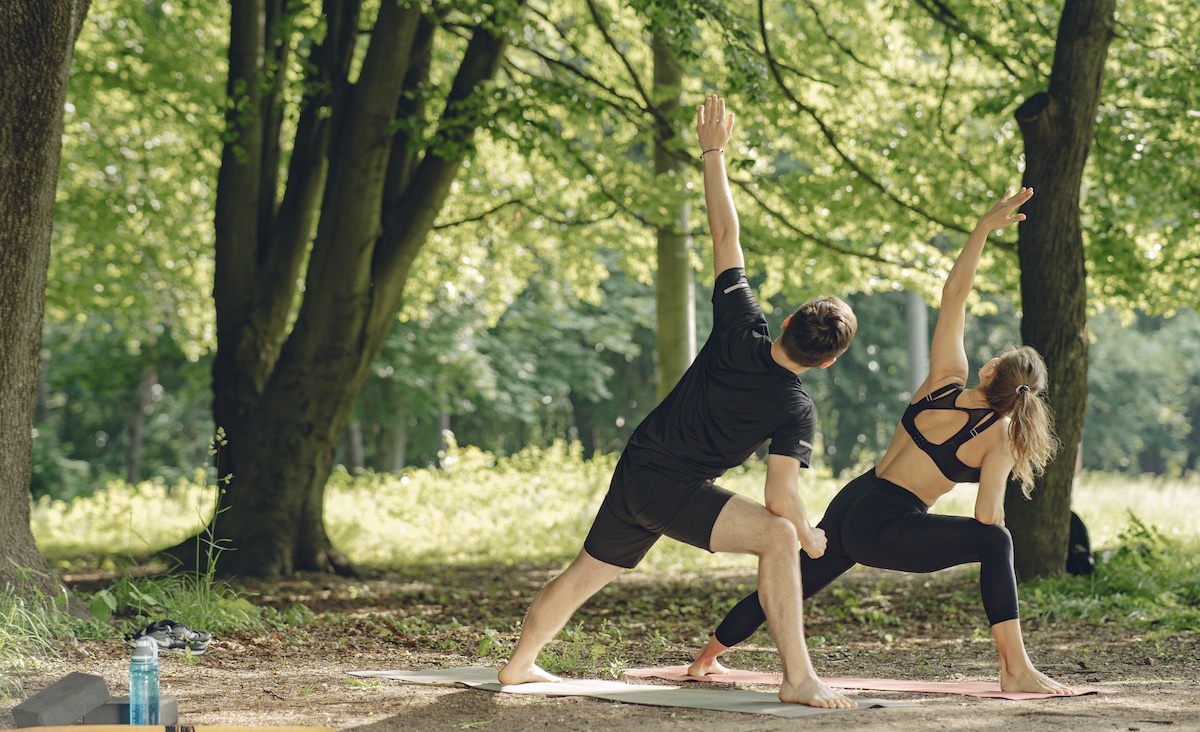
[2,3,1199,727]
[5,0,1199,587]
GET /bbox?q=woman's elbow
[974,510,999,525]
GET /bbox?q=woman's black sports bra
[901,383,999,483]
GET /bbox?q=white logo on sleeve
[723,281,750,294]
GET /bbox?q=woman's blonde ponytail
[981,347,1060,497]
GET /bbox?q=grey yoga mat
[349,666,906,718]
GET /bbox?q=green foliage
[31,472,216,559]
[0,573,113,698]
[1021,516,1200,634]
[91,571,266,637]
[800,290,915,475]
[0,586,66,679]
[1083,309,1200,474]
[37,0,221,501]
[325,440,617,567]
[536,620,628,679]
[55,0,224,353]
[827,586,901,629]
[33,442,1200,576]
[35,319,213,497]
[38,0,1200,506]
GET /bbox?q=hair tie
[1016,384,1031,395]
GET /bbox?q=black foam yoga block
[82,695,180,724]
[11,672,110,727]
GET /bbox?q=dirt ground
[3,564,1198,731]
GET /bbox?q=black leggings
[713,468,1019,648]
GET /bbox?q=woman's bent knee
[977,522,1013,555]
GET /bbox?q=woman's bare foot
[779,675,857,709]
[688,636,731,677]
[497,662,561,685]
[1000,666,1076,695]
[687,656,730,677]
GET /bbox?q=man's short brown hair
[780,296,857,366]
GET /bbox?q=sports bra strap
[962,410,1001,442]
[923,383,962,402]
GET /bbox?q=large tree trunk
[651,32,695,401]
[182,0,523,577]
[1007,0,1115,580]
[0,0,91,597]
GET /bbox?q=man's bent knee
[757,515,799,555]
[710,496,798,555]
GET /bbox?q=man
[498,94,857,708]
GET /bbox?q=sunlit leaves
[54,0,226,359]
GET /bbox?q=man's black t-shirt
[623,267,816,481]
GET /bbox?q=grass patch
[21,442,1200,674]
[33,448,1199,574]
[1021,515,1200,635]
[0,574,110,702]
[32,470,216,561]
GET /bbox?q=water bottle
[129,637,160,725]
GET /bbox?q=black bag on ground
[1066,511,1095,576]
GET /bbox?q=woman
[689,187,1075,695]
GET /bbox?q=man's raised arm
[697,94,744,279]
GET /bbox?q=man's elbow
[764,494,789,518]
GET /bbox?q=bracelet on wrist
[701,147,724,157]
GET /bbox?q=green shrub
[1021,514,1200,634]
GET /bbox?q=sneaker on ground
[126,619,212,655]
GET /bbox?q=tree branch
[583,0,651,110]
[729,177,902,265]
[758,0,967,235]
[909,0,1027,80]
[434,197,620,229]
[799,0,870,71]
[375,1,526,302]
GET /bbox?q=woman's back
[876,378,1009,507]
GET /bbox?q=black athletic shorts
[583,453,737,569]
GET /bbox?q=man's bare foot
[1001,667,1076,695]
[497,662,561,685]
[687,656,730,677]
[779,675,857,709]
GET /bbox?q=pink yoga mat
[625,666,1114,701]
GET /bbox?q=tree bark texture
[1007,0,1116,580]
[198,0,523,576]
[651,32,696,401]
[0,0,91,595]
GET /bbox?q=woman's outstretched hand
[977,187,1034,232]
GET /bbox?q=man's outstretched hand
[697,94,734,154]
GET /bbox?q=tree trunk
[0,0,91,597]
[187,0,524,577]
[127,364,157,484]
[343,419,365,472]
[906,290,929,395]
[372,384,408,471]
[1007,0,1115,580]
[388,415,408,472]
[651,32,695,401]
[572,398,599,459]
